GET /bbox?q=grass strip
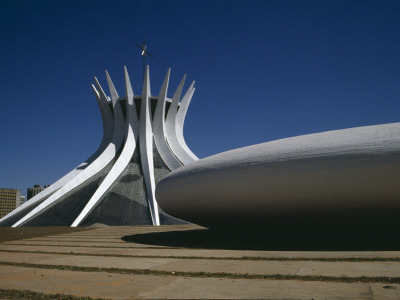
[0,288,105,300]
[9,240,127,244]
[0,249,399,262]
[1,261,399,284]
[1,243,176,249]
[52,238,120,240]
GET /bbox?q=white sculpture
[0,66,197,227]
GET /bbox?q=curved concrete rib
[140,66,160,225]
[152,69,182,170]
[0,84,114,225]
[175,83,198,161]
[91,81,115,158]
[71,67,139,227]
[12,73,126,227]
[165,78,197,165]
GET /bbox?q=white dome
[156,122,400,234]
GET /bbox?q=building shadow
[122,229,400,251]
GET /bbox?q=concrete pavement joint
[368,283,374,300]
[1,261,399,283]
[294,261,308,275]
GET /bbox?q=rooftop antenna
[134,39,153,79]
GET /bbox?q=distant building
[27,185,49,200]
[19,196,26,206]
[0,188,21,218]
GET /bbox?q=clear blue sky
[1,0,399,195]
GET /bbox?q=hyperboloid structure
[0,66,197,227]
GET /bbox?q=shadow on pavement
[122,229,400,251]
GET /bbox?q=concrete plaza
[0,225,400,299]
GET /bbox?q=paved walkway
[1,225,400,299]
